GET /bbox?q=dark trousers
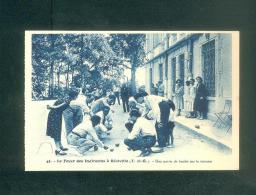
[155,121,175,147]
[121,98,129,112]
[124,135,156,151]
[114,92,120,105]
[63,106,83,135]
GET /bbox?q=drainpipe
[165,34,170,97]
[188,38,194,79]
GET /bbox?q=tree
[32,33,147,100]
[109,34,146,95]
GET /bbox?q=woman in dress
[46,90,79,155]
[194,76,208,120]
[174,79,184,116]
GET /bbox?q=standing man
[120,83,130,113]
[63,89,84,135]
[157,100,175,147]
[124,110,156,157]
[158,80,165,97]
[113,84,121,105]
[150,83,156,95]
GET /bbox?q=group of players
[46,84,175,157]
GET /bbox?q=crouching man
[124,110,156,157]
[95,106,113,139]
[67,115,108,155]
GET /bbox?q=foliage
[109,34,146,94]
[109,34,146,68]
[32,33,145,100]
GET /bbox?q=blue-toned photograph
[25,31,239,171]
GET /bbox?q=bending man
[67,115,108,155]
[124,110,156,157]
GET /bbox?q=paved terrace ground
[27,100,232,163]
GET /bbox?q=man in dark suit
[120,83,130,113]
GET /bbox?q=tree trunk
[57,71,60,89]
[66,64,70,89]
[66,73,69,89]
[49,61,54,98]
[79,35,85,87]
[49,34,55,98]
[71,68,74,84]
[48,75,51,98]
[131,64,136,95]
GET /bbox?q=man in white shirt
[63,88,91,135]
[95,106,113,139]
[67,115,108,154]
[124,110,156,157]
[90,94,115,116]
[134,93,175,148]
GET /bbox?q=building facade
[145,33,232,120]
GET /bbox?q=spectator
[158,81,165,97]
[174,79,184,116]
[155,83,159,95]
[46,90,78,155]
[194,76,208,120]
[113,84,121,105]
[150,83,156,95]
[184,80,191,117]
[120,83,130,113]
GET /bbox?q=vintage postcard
[25,31,239,171]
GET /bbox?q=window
[179,33,186,39]
[165,59,168,79]
[153,34,160,47]
[149,67,153,86]
[202,40,215,96]
[172,34,177,43]
[159,64,163,81]
[178,54,185,85]
[171,58,176,92]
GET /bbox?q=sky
[123,67,146,86]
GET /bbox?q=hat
[134,93,146,101]
[68,89,79,99]
[91,115,101,125]
[125,122,134,132]
[129,109,141,117]
[108,94,116,100]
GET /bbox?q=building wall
[145,33,232,120]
